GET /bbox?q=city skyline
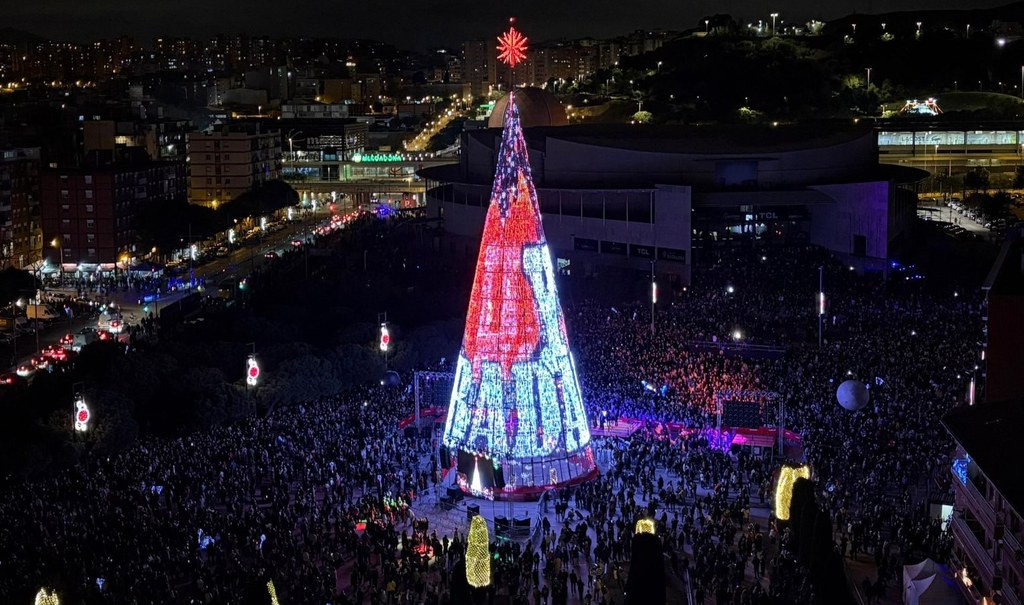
[2,0,1012,48]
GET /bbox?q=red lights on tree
[497,20,528,68]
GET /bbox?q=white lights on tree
[74,397,90,432]
[246,356,260,386]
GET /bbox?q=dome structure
[487,87,568,129]
[836,380,870,411]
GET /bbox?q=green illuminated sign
[352,152,405,163]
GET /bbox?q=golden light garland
[466,515,491,588]
[635,518,656,535]
[34,588,59,605]
[267,580,280,605]
[774,464,811,521]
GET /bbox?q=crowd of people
[0,244,980,604]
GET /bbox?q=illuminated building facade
[442,92,595,497]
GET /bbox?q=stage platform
[591,418,643,438]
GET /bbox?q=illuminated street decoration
[34,588,60,605]
[497,21,528,68]
[379,324,390,352]
[74,397,90,432]
[246,356,260,386]
[352,152,404,163]
[635,518,656,535]
[442,92,594,492]
[267,580,280,605]
[466,515,491,587]
[899,98,943,115]
[774,464,811,521]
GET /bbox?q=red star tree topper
[497,19,528,68]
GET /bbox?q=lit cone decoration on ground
[466,515,491,588]
[442,89,595,495]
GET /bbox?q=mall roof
[943,399,1024,516]
[468,122,875,155]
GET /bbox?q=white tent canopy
[903,558,962,605]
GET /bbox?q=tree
[221,180,299,221]
[963,167,990,192]
[1013,165,1024,189]
[632,110,654,124]
[0,267,39,307]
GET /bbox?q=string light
[442,91,593,487]
[635,518,656,535]
[266,580,280,605]
[774,464,811,521]
[466,515,491,587]
[34,588,60,605]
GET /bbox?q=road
[1,210,330,376]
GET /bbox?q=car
[59,333,74,349]
[14,365,33,378]
[264,251,279,260]
[0,373,23,387]
[291,239,303,247]
[31,355,49,370]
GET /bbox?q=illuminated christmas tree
[442,84,596,496]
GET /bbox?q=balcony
[951,514,995,580]
[954,472,996,529]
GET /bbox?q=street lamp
[865,67,872,88]
[770,13,779,36]
[705,19,710,35]
[966,24,971,39]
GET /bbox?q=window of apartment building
[223,154,230,160]
[86,219,95,229]
[87,248,96,258]
[85,190,92,199]
[61,219,70,227]
[61,190,69,199]
[86,234,95,243]
[84,175,92,185]
[63,233,70,241]
[85,204,94,213]
[61,204,70,212]
[206,154,212,160]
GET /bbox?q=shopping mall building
[421,88,924,285]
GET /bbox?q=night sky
[3,0,1011,48]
